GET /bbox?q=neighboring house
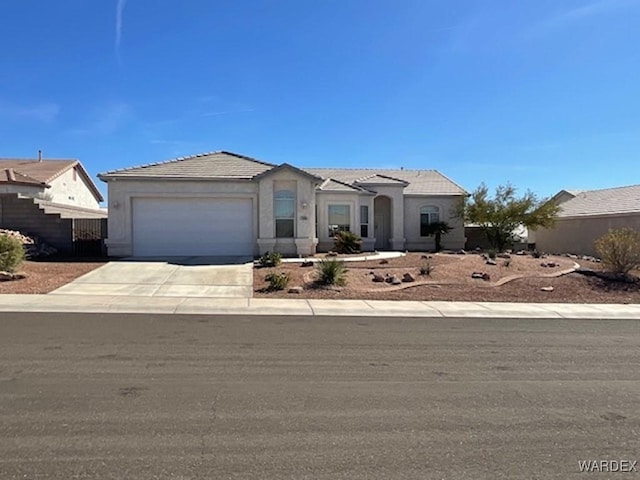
[0,157,106,252]
[0,157,104,209]
[533,185,640,256]
[99,151,467,257]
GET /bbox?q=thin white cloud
[70,102,133,135]
[200,108,255,117]
[528,0,640,35]
[115,0,127,60]
[0,102,59,122]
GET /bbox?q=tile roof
[556,184,640,217]
[98,150,467,196]
[0,158,104,202]
[318,178,376,194]
[1,167,45,186]
[99,151,275,179]
[354,173,409,186]
[0,159,77,184]
[305,168,467,195]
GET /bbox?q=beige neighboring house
[99,151,467,257]
[0,157,104,209]
[533,185,640,256]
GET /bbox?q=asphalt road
[1,313,640,479]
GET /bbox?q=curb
[0,295,638,319]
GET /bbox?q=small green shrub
[315,258,348,286]
[0,234,25,273]
[264,272,290,291]
[595,228,640,275]
[532,249,542,259]
[257,251,282,268]
[487,249,497,260]
[419,259,435,276]
[333,231,362,254]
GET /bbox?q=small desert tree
[457,183,559,252]
[595,228,640,276]
[422,221,452,252]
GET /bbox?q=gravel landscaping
[0,258,107,294]
[254,252,640,304]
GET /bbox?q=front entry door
[374,214,387,250]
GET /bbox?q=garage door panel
[132,198,253,256]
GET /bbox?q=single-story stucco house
[532,185,640,256]
[98,151,468,257]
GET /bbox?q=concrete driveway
[50,256,253,298]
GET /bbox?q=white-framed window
[360,205,369,238]
[420,205,440,236]
[275,190,295,238]
[328,204,350,236]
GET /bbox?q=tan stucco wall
[534,214,640,256]
[49,168,101,209]
[403,195,465,251]
[105,179,259,257]
[257,169,318,256]
[315,191,371,252]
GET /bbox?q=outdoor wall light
[301,201,309,208]
[112,201,120,209]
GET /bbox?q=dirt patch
[0,257,106,294]
[254,252,640,304]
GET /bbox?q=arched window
[275,190,295,237]
[420,205,440,236]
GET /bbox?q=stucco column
[390,191,405,250]
[257,180,276,254]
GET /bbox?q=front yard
[0,258,106,294]
[254,252,640,304]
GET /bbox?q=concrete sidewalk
[0,294,638,319]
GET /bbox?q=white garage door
[132,197,254,256]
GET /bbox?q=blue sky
[1,0,639,202]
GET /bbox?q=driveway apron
[49,256,253,298]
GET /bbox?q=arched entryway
[374,195,392,250]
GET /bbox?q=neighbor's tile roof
[99,151,275,179]
[556,184,640,217]
[0,158,104,202]
[305,168,467,195]
[0,159,77,184]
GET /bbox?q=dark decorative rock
[497,253,511,259]
[515,250,527,256]
[372,273,385,283]
[326,251,338,257]
[0,271,25,281]
[288,286,303,294]
[421,254,432,260]
[379,259,389,264]
[485,259,497,266]
[402,273,415,283]
[472,272,491,281]
[300,260,314,267]
[456,249,467,255]
[540,286,554,292]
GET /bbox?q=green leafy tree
[422,221,452,252]
[457,183,559,252]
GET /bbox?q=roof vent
[38,149,43,162]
